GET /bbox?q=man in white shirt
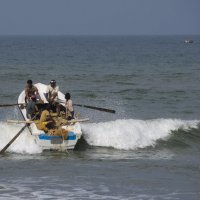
[46,80,60,114]
[46,80,59,102]
[65,92,74,120]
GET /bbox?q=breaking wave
[81,118,199,150]
[0,122,42,154]
[0,118,199,154]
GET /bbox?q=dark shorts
[67,111,74,120]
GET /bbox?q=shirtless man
[25,80,42,103]
[25,80,42,119]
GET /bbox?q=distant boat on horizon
[184,39,193,43]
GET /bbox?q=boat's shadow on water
[74,136,90,151]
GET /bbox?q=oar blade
[0,103,19,107]
[74,104,116,113]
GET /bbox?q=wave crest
[82,119,199,150]
[0,122,42,154]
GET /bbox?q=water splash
[82,118,199,150]
[0,122,42,154]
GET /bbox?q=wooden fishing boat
[17,83,83,151]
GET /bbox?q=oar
[69,118,89,123]
[74,104,116,113]
[58,99,115,114]
[7,118,89,124]
[0,103,24,107]
[0,124,27,154]
[0,114,39,154]
[0,101,44,108]
[7,120,34,124]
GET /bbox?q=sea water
[0,35,200,199]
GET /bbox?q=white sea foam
[0,122,42,154]
[0,119,198,153]
[82,118,199,150]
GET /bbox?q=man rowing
[46,80,60,115]
[25,80,42,118]
[25,80,42,103]
[65,92,74,120]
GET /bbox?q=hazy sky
[0,0,199,35]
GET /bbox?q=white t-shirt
[65,99,74,112]
[46,85,59,101]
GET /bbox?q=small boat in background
[184,39,193,44]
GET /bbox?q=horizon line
[0,33,199,37]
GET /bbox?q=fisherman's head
[65,92,71,100]
[27,80,33,88]
[50,80,56,87]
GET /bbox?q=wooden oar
[7,118,89,124]
[0,101,45,108]
[0,113,40,154]
[74,104,116,113]
[0,124,27,154]
[66,118,90,124]
[7,120,34,124]
[0,103,24,107]
[58,99,115,113]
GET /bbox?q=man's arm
[25,87,29,102]
[35,87,42,102]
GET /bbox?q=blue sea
[0,35,200,199]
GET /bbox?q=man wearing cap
[46,80,60,114]
[46,80,59,102]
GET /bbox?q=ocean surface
[0,35,200,199]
